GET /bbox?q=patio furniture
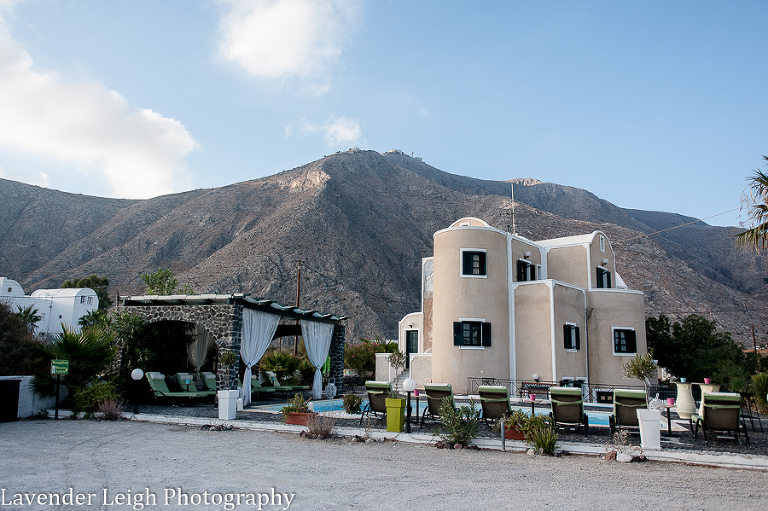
[478,385,511,425]
[175,372,215,397]
[238,377,277,395]
[201,372,217,392]
[146,372,208,399]
[420,383,456,426]
[609,389,647,435]
[692,392,751,447]
[550,386,589,437]
[265,371,295,392]
[360,381,391,425]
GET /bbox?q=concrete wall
[410,353,432,390]
[514,282,553,381]
[546,245,588,289]
[590,232,616,288]
[398,312,423,354]
[552,283,588,381]
[431,224,510,393]
[0,376,61,419]
[587,289,649,386]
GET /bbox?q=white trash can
[636,408,661,450]
[218,390,239,420]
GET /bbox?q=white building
[0,277,99,336]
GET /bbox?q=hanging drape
[241,309,279,405]
[301,320,335,400]
[187,325,214,375]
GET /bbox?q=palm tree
[736,156,768,252]
[15,305,42,332]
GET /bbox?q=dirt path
[1,420,766,510]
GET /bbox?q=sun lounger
[609,389,647,435]
[175,372,215,397]
[550,386,589,437]
[692,392,750,447]
[201,372,217,392]
[478,385,511,425]
[146,372,208,399]
[265,371,295,392]
[360,381,391,425]
[420,383,456,426]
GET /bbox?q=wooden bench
[519,381,556,399]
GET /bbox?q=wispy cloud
[294,115,362,147]
[0,7,197,199]
[217,0,361,93]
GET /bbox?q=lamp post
[131,368,144,414]
[403,377,416,434]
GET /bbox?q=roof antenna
[510,181,517,235]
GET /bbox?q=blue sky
[0,1,766,228]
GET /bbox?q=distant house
[397,218,648,396]
[0,277,98,336]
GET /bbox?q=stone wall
[328,323,346,395]
[117,304,242,390]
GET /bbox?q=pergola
[118,293,347,401]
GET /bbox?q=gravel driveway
[1,420,766,510]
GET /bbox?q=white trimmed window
[613,328,637,355]
[461,249,487,277]
[564,323,580,351]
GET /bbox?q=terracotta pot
[284,412,316,426]
[505,425,525,440]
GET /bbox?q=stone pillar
[328,323,346,395]
[216,305,243,390]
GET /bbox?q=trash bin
[0,379,20,422]
[636,408,661,450]
[218,390,239,420]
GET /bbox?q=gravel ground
[1,419,767,511]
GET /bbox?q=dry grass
[305,414,336,439]
[95,399,124,420]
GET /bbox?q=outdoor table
[657,404,676,437]
[522,398,542,416]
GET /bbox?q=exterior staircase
[394,368,411,392]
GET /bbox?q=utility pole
[294,260,302,356]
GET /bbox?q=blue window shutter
[453,322,463,346]
[481,322,491,347]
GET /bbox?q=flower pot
[284,412,316,426]
[385,397,406,432]
[218,390,239,420]
[504,425,525,440]
[703,378,711,384]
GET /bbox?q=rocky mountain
[2,149,765,345]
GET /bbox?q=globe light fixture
[403,378,417,433]
[131,368,144,414]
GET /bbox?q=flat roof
[119,293,347,324]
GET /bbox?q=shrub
[752,372,768,413]
[96,398,124,420]
[527,425,558,455]
[261,350,301,382]
[306,414,335,439]
[345,338,392,379]
[73,381,118,418]
[0,301,47,376]
[219,350,238,367]
[520,414,548,439]
[437,397,480,447]
[343,394,363,414]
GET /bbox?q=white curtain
[301,320,335,400]
[187,325,214,376]
[241,309,280,405]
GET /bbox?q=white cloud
[217,0,360,93]
[298,115,362,147]
[0,9,198,199]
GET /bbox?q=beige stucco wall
[431,225,510,393]
[510,237,542,280]
[546,245,588,289]
[590,232,616,288]
[586,289,648,386]
[398,312,423,355]
[410,353,432,390]
[552,284,588,380]
[513,282,553,381]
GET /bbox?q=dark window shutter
[481,322,491,347]
[627,330,636,352]
[596,268,603,288]
[462,253,472,275]
[607,271,612,289]
[563,324,569,349]
[517,260,524,281]
[453,322,463,346]
[575,327,581,350]
[530,263,536,280]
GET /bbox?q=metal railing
[466,377,665,404]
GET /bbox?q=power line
[614,206,741,244]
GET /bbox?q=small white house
[0,277,99,336]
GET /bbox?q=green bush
[343,394,363,414]
[261,350,301,382]
[527,425,558,455]
[73,381,118,418]
[345,338,393,379]
[437,397,480,447]
[752,372,768,413]
[280,393,310,418]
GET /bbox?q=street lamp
[403,377,416,433]
[131,368,144,414]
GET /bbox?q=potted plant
[385,351,408,432]
[217,350,239,420]
[281,393,317,426]
[502,409,527,440]
[622,350,658,397]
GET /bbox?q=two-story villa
[397,218,648,395]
